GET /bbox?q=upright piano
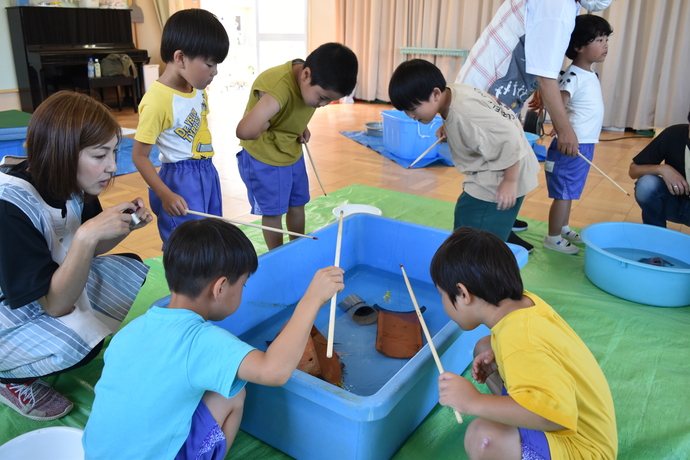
[7,6,149,113]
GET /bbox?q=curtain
[151,0,170,31]
[336,0,690,129]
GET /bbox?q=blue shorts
[502,386,552,460]
[175,400,226,460]
[236,149,310,216]
[544,138,594,200]
[149,158,222,247]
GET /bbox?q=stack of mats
[0,110,32,161]
[1,184,688,459]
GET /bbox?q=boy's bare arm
[236,92,281,140]
[439,372,566,432]
[496,161,519,210]
[132,140,187,216]
[237,266,344,386]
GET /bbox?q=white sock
[546,234,561,243]
[561,226,572,234]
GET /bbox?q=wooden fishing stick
[326,210,344,358]
[400,264,463,424]
[186,210,317,240]
[408,137,444,169]
[578,152,630,196]
[303,142,327,196]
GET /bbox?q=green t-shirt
[240,60,316,166]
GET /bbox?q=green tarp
[2,185,688,459]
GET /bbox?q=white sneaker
[561,229,582,244]
[543,235,580,254]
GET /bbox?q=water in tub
[238,264,447,396]
[604,247,690,269]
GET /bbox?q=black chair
[88,76,139,112]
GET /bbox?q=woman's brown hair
[26,91,121,201]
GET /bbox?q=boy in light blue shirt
[83,219,343,459]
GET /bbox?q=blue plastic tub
[381,110,443,160]
[581,222,690,307]
[210,214,527,459]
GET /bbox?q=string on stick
[326,210,344,358]
[400,264,463,424]
[186,210,317,240]
[577,151,630,196]
[303,143,327,196]
[408,137,444,168]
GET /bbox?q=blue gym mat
[339,130,453,169]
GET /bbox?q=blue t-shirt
[83,301,255,459]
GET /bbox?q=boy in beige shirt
[389,59,540,243]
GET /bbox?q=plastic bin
[197,214,528,460]
[0,139,26,159]
[581,222,690,307]
[381,110,443,160]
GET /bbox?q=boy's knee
[473,335,492,358]
[464,419,499,459]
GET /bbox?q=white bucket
[0,427,84,459]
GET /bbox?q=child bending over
[429,227,617,459]
[389,59,540,243]
[236,43,358,250]
[83,218,343,459]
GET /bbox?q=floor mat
[1,184,688,459]
[116,137,161,177]
[340,130,453,168]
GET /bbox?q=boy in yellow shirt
[430,227,617,459]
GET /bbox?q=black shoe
[512,219,528,232]
[507,231,534,253]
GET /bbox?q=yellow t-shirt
[492,291,617,459]
[135,81,214,163]
[239,60,316,166]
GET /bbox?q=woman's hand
[123,198,153,230]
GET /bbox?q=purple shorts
[502,386,551,460]
[236,149,310,216]
[175,400,226,460]
[544,138,594,200]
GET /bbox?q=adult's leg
[634,175,675,227]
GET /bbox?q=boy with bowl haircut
[83,218,344,459]
[236,42,358,250]
[543,14,613,255]
[389,59,540,243]
[133,9,228,248]
[429,227,617,459]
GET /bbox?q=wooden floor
[105,95,680,260]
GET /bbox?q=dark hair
[160,9,229,64]
[26,91,121,201]
[304,42,358,96]
[430,227,523,307]
[164,218,258,298]
[388,59,446,112]
[566,14,613,60]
